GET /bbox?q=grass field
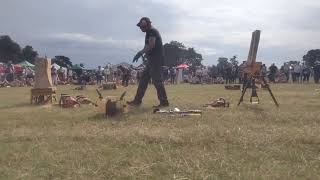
[0,83,320,179]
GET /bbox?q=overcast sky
[1,0,319,68]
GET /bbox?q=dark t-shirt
[269,65,278,74]
[145,27,164,65]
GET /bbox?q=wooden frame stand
[31,88,56,104]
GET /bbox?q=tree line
[0,35,73,69]
[0,35,204,69]
[1,34,319,71]
[0,35,38,64]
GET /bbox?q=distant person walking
[269,63,278,83]
[314,61,320,83]
[302,64,311,83]
[96,66,104,85]
[283,63,290,82]
[117,65,130,87]
[5,61,14,82]
[293,63,302,83]
[169,67,176,84]
[51,66,58,86]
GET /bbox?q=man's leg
[150,65,168,105]
[121,76,124,86]
[125,76,129,86]
[133,69,151,103]
[153,80,168,104]
[315,73,319,83]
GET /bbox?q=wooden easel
[237,30,279,107]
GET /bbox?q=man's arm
[140,37,156,54]
[133,37,156,62]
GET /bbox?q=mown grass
[0,83,320,179]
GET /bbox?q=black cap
[137,17,151,27]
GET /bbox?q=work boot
[126,100,141,107]
[153,101,169,108]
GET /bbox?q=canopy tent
[14,64,23,73]
[51,63,61,69]
[0,63,23,73]
[18,60,35,68]
[52,63,67,73]
[176,63,189,69]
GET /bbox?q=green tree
[216,57,229,76]
[184,48,202,66]
[52,56,73,80]
[229,55,239,67]
[53,55,73,69]
[169,41,186,49]
[21,45,38,64]
[303,49,320,67]
[286,60,300,65]
[163,41,203,68]
[208,65,218,78]
[163,43,183,67]
[0,35,22,63]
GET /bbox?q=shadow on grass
[88,114,127,121]
[88,106,154,122]
[251,105,265,113]
[0,102,33,110]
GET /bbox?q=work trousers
[122,75,129,87]
[134,64,168,104]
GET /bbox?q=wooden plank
[246,30,261,65]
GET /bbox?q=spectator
[302,64,311,83]
[58,67,65,82]
[5,61,15,82]
[51,66,58,86]
[314,61,320,83]
[283,63,290,82]
[96,66,104,85]
[169,67,176,84]
[269,63,278,83]
[117,65,131,87]
[104,65,111,82]
[225,64,232,84]
[261,64,267,77]
[293,63,302,83]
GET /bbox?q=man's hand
[133,51,143,63]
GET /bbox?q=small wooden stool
[31,88,57,104]
[102,82,117,90]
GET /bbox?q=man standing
[117,65,130,87]
[169,67,176,84]
[96,66,103,85]
[283,63,290,82]
[314,60,320,83]
[302,64,311,83]
[269,63,278,83]
[127,17,169,107]
[5,61,15,82]
[51,66,58,86]
[104,65,111,82]
[293,63,302,83]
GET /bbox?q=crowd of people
[0,61,35,87]
[58,60,320,86]
[1,60,320,88]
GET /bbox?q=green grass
[0,83,320,179]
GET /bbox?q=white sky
[1,0,319,68]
